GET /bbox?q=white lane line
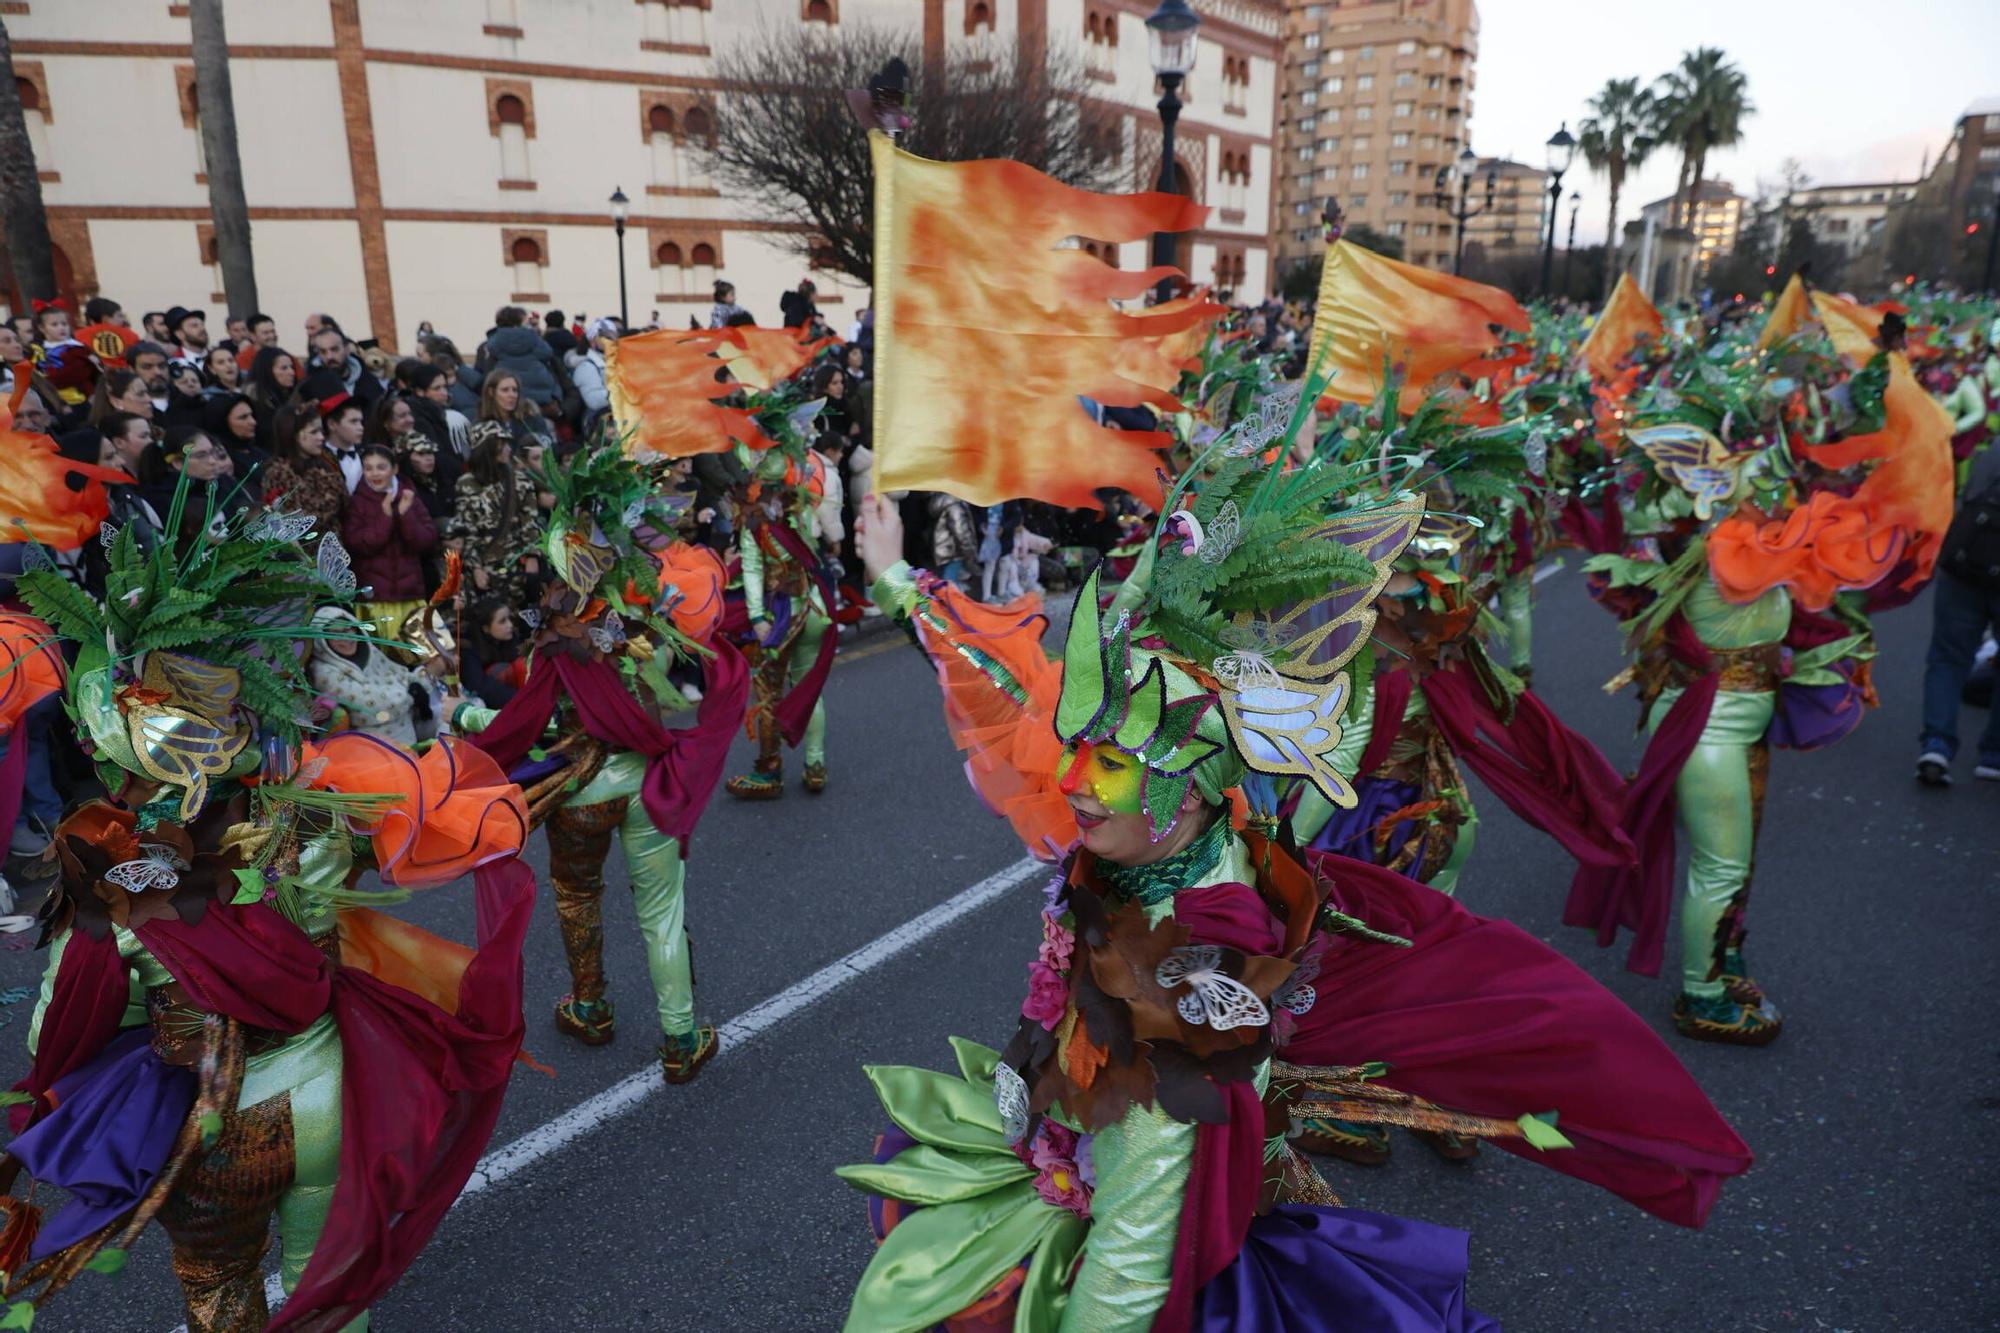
[1532,558,1563,584]
[167,854,1046,1331]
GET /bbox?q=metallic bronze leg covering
[546,797,629,1005]
[156,1093,297,1333]
[750,646,791,773]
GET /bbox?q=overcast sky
[1465,0,2000,243]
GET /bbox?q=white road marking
[1532,558,1563,584]
[165,854,1047,1331]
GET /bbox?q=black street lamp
[1433,146,1497,276]
[1146,0,1200,303]
[608,186,630,330]
[1562,189,1582,297]
[1539,122,1576,297]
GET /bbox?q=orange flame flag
[1581,273,1664,383]
[868,131,1220,508]
[1308,238,1529,414]
[605,324,831,459]
[0,429,128,549]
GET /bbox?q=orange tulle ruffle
[911,581,1077,862]
[0,614,62,735]
[304,734,529,887]
[1707,490,1906,610]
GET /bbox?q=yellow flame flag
[869,131,1220,508]
[1581,272,1664,383]
[605,324,831,458]
[1308,237,1529,414]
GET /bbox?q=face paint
[1057,739,1146,815]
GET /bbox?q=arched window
[656,240,685,295]
[16,77,49,167]
[690,241,717,295]
[648,104,681,189]
[494,93,532,182]
[200,231,222,298]
[966,1,993,36]
[510,235,544,293]
[682,105,713,188]
[804,0,834,23]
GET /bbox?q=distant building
[1778,181,1919,257]
[1274,0,1481,275]
[1456,156,1546,259]
[0,0,1284,346]
[1861,97,2000,286]
[1638,179,1745,273]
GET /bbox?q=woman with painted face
[342,442,438,644]
[837,388,1749,1330]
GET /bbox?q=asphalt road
[5,566,1996,1332]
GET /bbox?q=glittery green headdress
[1053,367,1422,837]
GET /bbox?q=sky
[1466,0,2000,244]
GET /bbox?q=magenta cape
[1421,664,1636,872]
[1292,850,1750,1225]
[1562,615,1718,976]
[467,639,748,845]
[13,858,535,1333]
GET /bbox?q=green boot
[1673,991,1782,1047]
[1292,1116,1391,1166]
[659,1025,720,1084]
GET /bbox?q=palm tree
[0,18,57,303]
[1653,47,1753,231]
[1578,77,1654,290]
[189,0,258,314]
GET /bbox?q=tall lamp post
[1539,122,1576,297]
[1146,0,1200,303]
[608,186,630,330]
[1562,189,1582,297]
[1433,147,1497,276]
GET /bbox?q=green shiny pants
[1651,687,1774,998]
[548,794,697,1037]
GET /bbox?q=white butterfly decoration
[316,534,358,597]
[249,509,317,544]
[1523,429,1549,479]
[519,608,543,631]
[1154,945,1270,1031]
[993,1062,1031,1145]
[1219,673,1355,809]
[99,523,121,550]
[1212,651,1283,692]
[104,858,182,894]
[1195,500,1241,566]
[1273,953,1320,1017]
[621,499,648,530]
[1221,385,1303,458]
[20,544,54,574]
[587,611,627,656]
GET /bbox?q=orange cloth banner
[869,131,1220,508]
[605,325,830,459]
[1581,273,1664,383]
[0,430,127,549]
[0,613,62,736]
[1308,238,1529,415]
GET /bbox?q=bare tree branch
[701,23,1116,286]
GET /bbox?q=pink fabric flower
[1021,961,1069,1030]
[1036,914,1074,973]
[1032,1160,1092,1219]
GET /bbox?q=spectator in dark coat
[482,305,560,408]
[780,279,820,330]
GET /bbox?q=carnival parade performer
[450,442,748,1083]
[0,472,538,1332]
[724,443,839,799]
[1562,277,1950,1045]
[833,367,1749,1329]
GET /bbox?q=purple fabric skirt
[1769,677,1868,751]
[11,1027,195,1257]
[1196,1205,1500,1333]
[1307,776,1425,872]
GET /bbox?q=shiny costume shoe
[1292,1116,1392,1166]
[554,994,616,1046]
[1409,1128,1482,1161]
[726,769,784,801]
[1673,991,1783,1046]
[802,762,828,794]
[659,1025,720,1084]
[1717,948,1765,1008]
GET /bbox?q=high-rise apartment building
[1638,180,1745,272]
[1455,156,1545,262]
[1274,0,1480,279]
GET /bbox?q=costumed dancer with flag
[0,464,538,1332]
[829,130,1748,1333]
[1561,275,1950,1044]
[448,441,748,1084]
